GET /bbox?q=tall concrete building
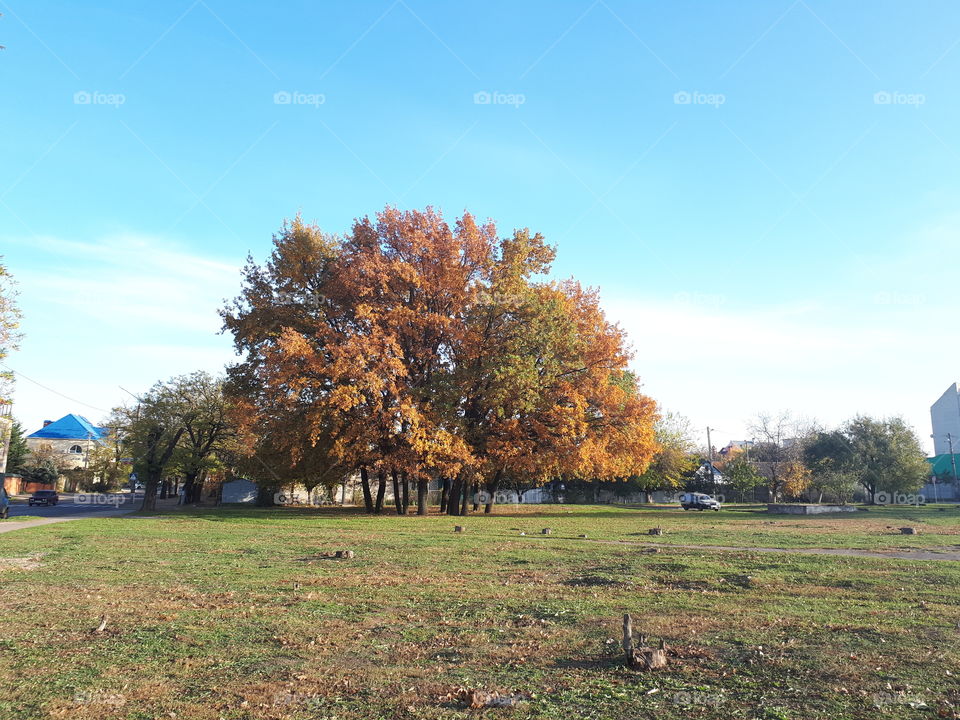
[931,383,960,455]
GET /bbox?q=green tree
[168,372,236,504]
[115,382,185,512]
[6,419,28,471]
[724,454,764,501]
[78,436,128,492]
[19,441,68,487]
[803,430,857,503]
[633,412,698,502]
[21,462,59,487]
[749,412,808,501]
[844,416,929,503]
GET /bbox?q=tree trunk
[484,469,503,514]
[159,478,169,499]
[440,477,449,513]
[391,469,403,515]
[447,476,463,516]
[401,472,410,514]
[417,478,428,515]
[359,466,374,513]
[141,472,160,511]
[182,473,198,505]
[375,470,386,513]
[460,479,470,515]
[254,484,275,507]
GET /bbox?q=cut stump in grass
[454,526,464,533]
[622,613,668,670]
[648,527,663,536]
[542,528,553,535]
[335,550,355,559]
[900,527,918,535]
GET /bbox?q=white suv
[680,492,721,511]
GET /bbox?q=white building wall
[24,437,94,470]
[931,383,960,455]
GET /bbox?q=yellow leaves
[327,385,364,413]
[225,205,659,486]
[782,460,813,497]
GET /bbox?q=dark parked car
[680,492,721,511]
[28,489,59,507]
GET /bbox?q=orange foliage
[222,207,658,510]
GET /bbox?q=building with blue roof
[25,413,108,472]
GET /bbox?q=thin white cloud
[5,232,244,432]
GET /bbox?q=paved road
[7,492,143,519]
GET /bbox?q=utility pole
[949,432,959,487]
[706,427,715,489]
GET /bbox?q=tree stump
[622,614,667,670]
[578,534,587,538]
[542,528,552,535]
[900,527,918,535]
[454,526,464,533]
[648,527,663,536]
[335,550,354,559]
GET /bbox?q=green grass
[0,504,958,719]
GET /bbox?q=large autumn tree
[222,207,658,514]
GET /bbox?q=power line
[0,362,110,414]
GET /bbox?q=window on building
[69,444,83,454]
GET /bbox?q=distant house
[25,414,107,471]
[718,440,755,458]
[221,478,258,504]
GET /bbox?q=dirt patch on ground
[0,556,43,570]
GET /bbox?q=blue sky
[2,0,959,451]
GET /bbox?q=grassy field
[1,503,959,719]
